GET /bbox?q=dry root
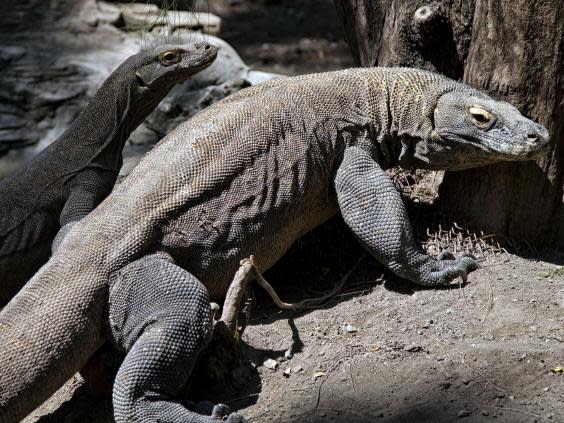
[217,255,364,336]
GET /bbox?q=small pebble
[263,359,278,370]
[292,365,303,373]
[284,349,293,360]
[457,409,471,418]
[344,323,358,333]
[283,368,291,377]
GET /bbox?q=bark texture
[335,0,563,248]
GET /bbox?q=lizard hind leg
[108,253,246,423]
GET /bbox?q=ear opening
[135,66,158,87]
[135,72,148,87]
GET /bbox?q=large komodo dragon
[0,67,550,422]
[0,42,218,305]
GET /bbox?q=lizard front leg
[52,168,116,252]
[108,253,246,423]
[335,145,479,286]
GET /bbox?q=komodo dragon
[0,42,217,305]
[0,67,550,422]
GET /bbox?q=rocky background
[0,0,280,178]
[0,0,353,180]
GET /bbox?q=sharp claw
[437,251,455,261]
[461,252,479,262]
[460,271,468,284]
[211,404,232,419]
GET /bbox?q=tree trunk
[334,0,563,248]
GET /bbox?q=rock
[263,359,278,370]
[96,1,122,26]
[343,323,357,333]
[0,3,281,180]
[292,365,303,373]
[457,409,471,418]
[284,349,293,360]
[117,2,222,35]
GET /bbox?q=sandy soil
[26,240,563,423]
[238,252,564,423]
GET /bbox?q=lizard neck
[50,62,169,176]
[364,68,456,170]
[57,73,141,173]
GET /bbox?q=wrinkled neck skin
[356,70,457,171]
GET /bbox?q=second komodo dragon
[0,42,217,305]
[0,67,551,422]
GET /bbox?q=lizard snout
[522,123,551,158]
[520,122,550,149]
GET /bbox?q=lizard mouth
[437,129,549,160]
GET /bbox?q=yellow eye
[159,50,181,65]
[468,106,494,127]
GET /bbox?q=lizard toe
[430,266,467,285]
[417,254,480,285]
[211,403,232,419]
[437,250,456,261]
[225,413,248,423]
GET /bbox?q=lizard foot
[212,404,247,422]
[417,253,480,286]
[195,402,248,422]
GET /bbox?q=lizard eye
[159,50,181,66]
[468,106,495,128]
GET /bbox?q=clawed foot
[195,401,248,422]
[417,251,480,286]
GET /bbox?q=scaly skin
[0,42,218,305]
[0,67,550,422]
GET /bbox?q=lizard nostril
[527,133,538,142]
[204,44,211,50]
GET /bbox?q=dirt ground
[22,1,563,422]
[26,241,564,423]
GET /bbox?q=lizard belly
[162,195,335,301]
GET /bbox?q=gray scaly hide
[0,67,550,422]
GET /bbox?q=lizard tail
[0,254,106,422]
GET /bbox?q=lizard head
[424,90,551,170]
[133,42,218,91]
